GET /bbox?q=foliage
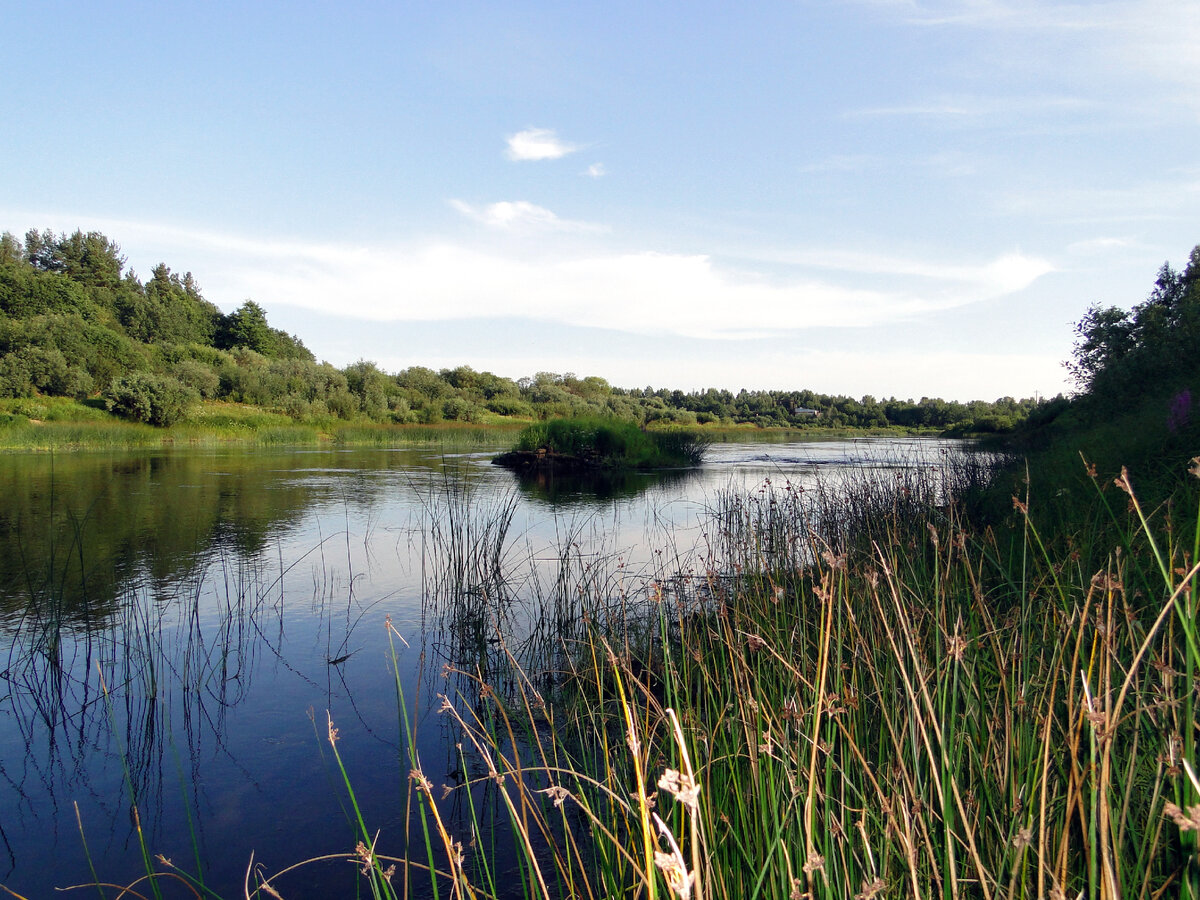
[1068,248,1200,400]
[510,416,709,468]
[0,225,1045,434]
[104,372,198,426]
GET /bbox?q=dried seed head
[947,634,968,662]
[355,840,374,875]
[1011,825,1033,850]
[1114,468,1132,494]
[654,850,695,900]
[539,785,571,808]
[658,768,700,812]
[1164,802,1200,832]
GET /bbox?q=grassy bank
[0,397,942,452]
[0,396,526,450]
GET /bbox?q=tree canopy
[0,226,1044,431]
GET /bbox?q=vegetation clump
[494,416,709,472]
[104,371,198,426]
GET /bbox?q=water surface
[0,436,958,896]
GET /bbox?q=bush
[171,359,221,399]
[104,372,197,426]
[485,396,535,418]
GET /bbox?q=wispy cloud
[449,199,605,233]
[798,154,880,174]
[843,94,1091,122]
[505,127,578,161]
[850,0,1200,107]
[750,246,1053,301]
[992,171,1200,223]
[5,215,1053,342]
[585,162,606,178]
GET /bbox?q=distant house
[793,407,820,417]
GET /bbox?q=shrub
[104,372,197,426]
[171,358,221,399]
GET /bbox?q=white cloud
[747,246,1054,305]
[449,199,605,233]
[505,128,578,161]
[4,214,1052,342]
[586,162,606,178]
[212,239,1049,340]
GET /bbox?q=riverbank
[0,396,951,452]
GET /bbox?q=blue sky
[3,1,1197,401]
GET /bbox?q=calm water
[0,436,959,896]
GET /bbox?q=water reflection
[506,464,700,505]
[0,437,974,897]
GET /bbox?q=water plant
[499,417,710,471]
[369,454,1200,900]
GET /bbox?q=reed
[395,456,1200,900]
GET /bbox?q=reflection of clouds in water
[0,436,979,897]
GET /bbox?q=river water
[0,436,962,896]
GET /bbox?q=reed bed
[356,458,1199,900]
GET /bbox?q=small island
[493,417,709,472]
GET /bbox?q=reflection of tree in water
[0,452,325,630]
[508,465,698,505]
[0,451,385,886]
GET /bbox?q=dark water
[0,437,958,896]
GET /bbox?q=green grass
[0,398,527,451]
[510,417,710,468]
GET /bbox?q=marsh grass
[363,455,1200,900]
[512,418,710,469]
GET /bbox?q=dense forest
[0,228,1043,431]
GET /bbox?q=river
[0,436,964,897]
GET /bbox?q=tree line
[0,228,1042,430]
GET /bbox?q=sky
[2,1,1197,402]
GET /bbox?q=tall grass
[377,457,1200,900]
